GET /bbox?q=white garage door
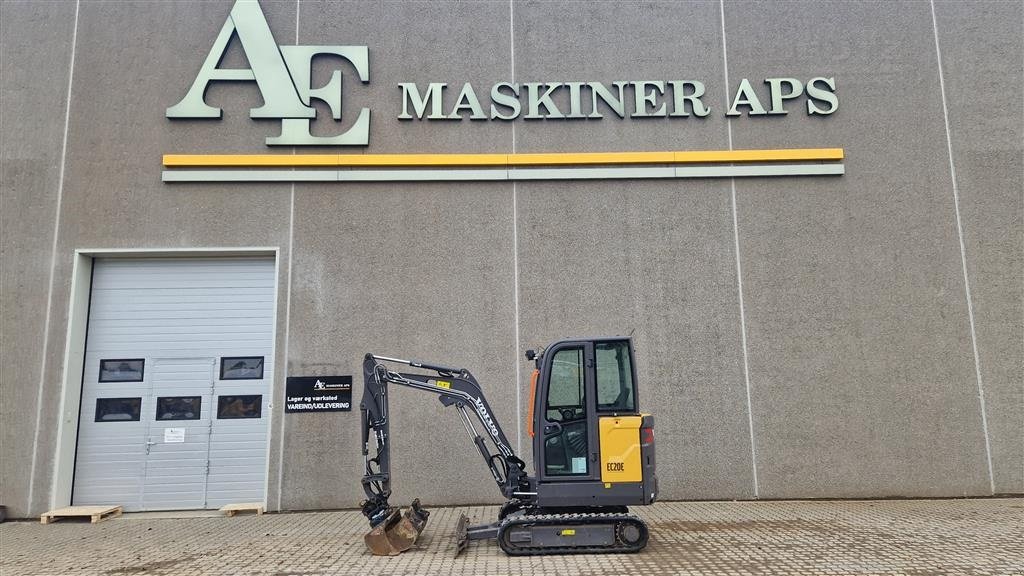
[72,257,276,511]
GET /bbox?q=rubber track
[496,512,649,556]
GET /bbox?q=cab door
[536,341,600,482]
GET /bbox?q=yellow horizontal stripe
[165,154,340,166]
[163,148,843,168]
[339,154,509,166]
[507,151,677,165]
[675,148,843,163]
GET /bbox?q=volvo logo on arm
[166,0,370,145]
[473,397,502,441]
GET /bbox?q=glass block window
[99,359,145,382]
[220,357,264,380]
[95,397,142,422]
[217,395,262,419]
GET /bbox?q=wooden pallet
[40,505,122,525]
[220,502,264,517]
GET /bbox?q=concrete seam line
[29,0,81,516]
[509,0,522,455]
[930,0,995,494]
[277,185,294,512]
[721,0,760,499]
[275,0,300,513]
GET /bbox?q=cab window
[544,346,588,476]
[546,347,584,422]
[596,340,635,412]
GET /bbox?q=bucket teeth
[364,499,430,556]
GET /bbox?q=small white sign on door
[164,428,186,443]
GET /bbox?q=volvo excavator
[359,337,657,556]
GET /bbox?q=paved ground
[1,499,1021,575]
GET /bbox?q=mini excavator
[359,338,657,556]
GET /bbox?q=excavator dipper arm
[359,353,530,555]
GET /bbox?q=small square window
[155,396,201,421]
[220,357,264,380]
[217,395,262,419]
[95,397,141,422]
[99,359,145,382]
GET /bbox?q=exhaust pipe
[364,499,430,556]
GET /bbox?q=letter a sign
[166,0,370,145]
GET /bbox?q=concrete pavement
[1,498,1021,575]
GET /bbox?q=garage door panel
[91,294,273,305]
[143,472,209,484]
[92,274,275,288]
[89,318,275,330]
[75,449,146,462]
[209,432,267,441]
[209,441,267,454]
[208,447,267,458]
[208,460,267,470]
[90,314,274,327]
[74,490,140,505]
[74,480,142,496]
[209,460,266,472]
[90,335,272,347]
[145,448,210,460]
[79,426,148,438]
[207,488,265,502]
[207,484,265,495]
[77,481,142,491]
[75,459,146,471]
[93,302,274,313]
[92,329,274,341]
[88,343,270,355]
[209,437,266,446]
[204,467,267,477]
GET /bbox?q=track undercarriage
[456,506,650,556]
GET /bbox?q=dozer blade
[454,513,470,558]
[364,499,430,556]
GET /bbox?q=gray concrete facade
[1,0,1020,518]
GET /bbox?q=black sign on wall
[285,376,352,413]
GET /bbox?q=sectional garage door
[72,257,276,511]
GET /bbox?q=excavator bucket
[364,499,430,556]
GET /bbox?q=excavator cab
[528,338,657,509]
[359,337,656,556]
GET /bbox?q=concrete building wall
[1,0,78,521]
[726,0,991,498]
[934,0,1024,495]
[0,0,1020,517]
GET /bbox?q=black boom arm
[359,354,529,526]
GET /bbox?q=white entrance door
[141,358,214,510]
